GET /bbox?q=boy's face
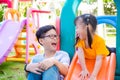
[39,29,58,52]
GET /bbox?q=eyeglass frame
[42,34,59,39]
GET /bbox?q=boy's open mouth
[51,42,57,46]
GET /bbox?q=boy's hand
[39,58,55,70]
[26,63,44,74]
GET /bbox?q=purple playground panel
[0,20,25,64]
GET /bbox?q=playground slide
[65,53,116,80]
[0,20,24,64]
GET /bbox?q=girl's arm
[90,55,103,79]
[77,47,87,71]
[77,47,89,79]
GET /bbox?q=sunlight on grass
[0,61,26,80]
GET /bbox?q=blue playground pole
[60,0,82,60]
[114,0,120,79]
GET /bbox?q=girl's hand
[88,75,96,80]
[78,69,90,80]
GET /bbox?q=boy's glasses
[43,34,59,39]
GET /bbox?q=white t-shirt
[31,50,70,80]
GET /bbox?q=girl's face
[75,18,87,40]
[39,29,58,52]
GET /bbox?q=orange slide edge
[64,53,116,80]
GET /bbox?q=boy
[24,25,70,80]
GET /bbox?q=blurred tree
[0,9,4,22]
[82,0,116,15]
[0,4,7,22]
[18,1,32,17]
[103,0,116,15]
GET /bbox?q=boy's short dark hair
[36,25,56,44]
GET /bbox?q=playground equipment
[65,53,116,80]
[61,0,120,79]
[4,8,20,21]
[0,0,12,8]
[1,8,31,63]
[0,8,44,63]
[113,0,120,79]
[0,8,27,63]
[0,7,60,64]
[0,20,24,64]
[97,16,117,28]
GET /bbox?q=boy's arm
[25,63,44,75]
[24,64,29,77]
[37,53,70,76]
[54,59,69,76]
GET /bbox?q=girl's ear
[87,24,92,33]
[39,38,43,45]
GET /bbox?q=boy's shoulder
[34,53,44,57]
[32,53,44,60]
[55,50,70,58]
[56,50,69,55]
[31,53,44,63]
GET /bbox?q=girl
[74,14,109,80]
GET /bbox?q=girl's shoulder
[94,34,104,42]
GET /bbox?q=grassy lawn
[0,61,26,80]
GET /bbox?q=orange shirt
[76,34,109,59]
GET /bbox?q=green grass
[0,61,26,80]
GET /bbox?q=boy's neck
[44,50,56,58]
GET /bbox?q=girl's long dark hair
[74,14,97,48]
